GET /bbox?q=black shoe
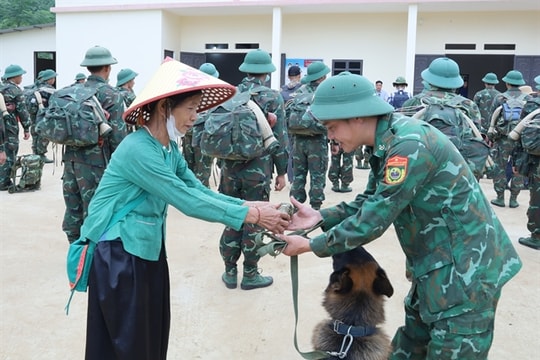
[0,181,13,191]
[341,185,352,193]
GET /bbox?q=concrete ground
[1,140,539,360]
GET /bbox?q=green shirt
[79,129,248,261]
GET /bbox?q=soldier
[516,75,540,250]
[182,62,217,187]
[473,72,501,133]
[280,72,522,360]
[116,68,138,108]
[0,64,31,190]
[288,61,330,210]
[73,73,86,85]
[328,140,354,193]
[281,65,303,183]
[26,69,57,163]
[487,70,527,208]
[387,76,411,109]
[62,46,128,243]
[218,49,288,290]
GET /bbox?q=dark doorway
[34,51,56,86]
[446,54,514,98]
[205,52,247,86]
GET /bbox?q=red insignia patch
[384,156,408,185]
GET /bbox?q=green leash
[255,221,330,359]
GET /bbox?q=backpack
[490,93,527,136]
[7,154,44,193]
[414,96,491,178]
[285,91,326,136]
[509,108,540,156]
[35,85,108,147]
[198,87,278,161]
[389,90,410,109]
[24,86,56,120]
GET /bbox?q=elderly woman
[79,59,289,359]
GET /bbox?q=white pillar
[406,4,418,91]
[271,7,282,90]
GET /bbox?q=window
[332,60,363,75]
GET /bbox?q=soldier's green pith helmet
[308,72,395,121]
[535,75,540,90]
[116,68,138,86]
[75,73,87,81]
[80,45,118,67]
[392,76,408,86]
[38,69,57,81]
[482,72,499,85]
[502,70,526,86]
[301,61,330,84]
[199,63,220,78]
[421,57,463,89]
[238,49,276,74]
[3,64,26,79]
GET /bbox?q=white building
[0,0,538,96]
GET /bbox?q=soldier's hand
[287,197,323,231]
[0,150,6,166]
[274,174,286,191]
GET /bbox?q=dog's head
[328,246,394,299]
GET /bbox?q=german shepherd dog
[312,247,394,360]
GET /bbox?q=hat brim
[301,68,331,84]
[421,68,464,89]
[238,63,276,74]
[117,72,138,86]
[123,59,236,125]
[392,82,408,87]
[502,76,526,86]
[310,94,395,121]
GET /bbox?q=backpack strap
[98,192,147,242]
[508,108,540,141]
[33,91,44,110]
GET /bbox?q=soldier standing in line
[73,73,87,85]
[0,65,31,190]
[281,65,303,183]
[328,140,354,193]
[288,61,330,210]
[218,49,288,290]
[473,72,501,133]
[116,68,138,108]
[280,72,522,360]
[62,46,128,243]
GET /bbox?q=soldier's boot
[241,267,273,290]
[331,182,341,192]
[509,194,519,208]
[518,235,540,250]
[221,266,237,289]
[490,193,505,207]
[341,183,352,193]
[311,202,321,211]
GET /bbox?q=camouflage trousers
[491,137,524,195]
[62,160,105,243]
[526,158,540,237]
[182,134,213,187]
[328,150,354,186]
[0,135,19,186]
[289,135,328,208]
[218,170,270,274]
[30,124,50,156]
[390,286,500,359]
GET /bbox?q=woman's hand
[287,197,322,231]
[245,203,290,234]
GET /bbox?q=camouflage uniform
[515,93,540,248]
[328,143,354,192]
[310,113,522,359]
[62,75,127,242]
[354,145,371,169]
[218,77,288,278]
[116,86,136,108]
[489,88,525,207]
[473,87,500,133]
[0,80,32,188]
[181,126,213,187]
[288,83,328,209]
[25,80,56,157]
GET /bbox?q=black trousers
[85,240,170,360]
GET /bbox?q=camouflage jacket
[311,113,522,322]
[473,87,501,132]
[63,75,128,167]
[116,86,136,108]
[0,80,32,136]
[221,77,288,179]
[24,81,56,122]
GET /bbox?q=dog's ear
[373,267,394,298]
[328,268,353,294]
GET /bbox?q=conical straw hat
[123,58,236,125]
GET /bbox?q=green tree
[0,0,55,30]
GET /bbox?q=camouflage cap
[301,61,330,84]
[238,49,276,74]
[80,45,118,67]
[199,63,220,78]
[481,72,499,85]
[421,57,463,89]
[307,72,394,121]
[502,70,526,86]
[116,68,138,86]
[123,58,236,125]
[38,69,57,81]
[3,64,26,79]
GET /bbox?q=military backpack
[489,93,527,136]
[414,96,491,178]
[285,90,326,136]
[7,154,44,193]
[510,108,540,156]
[35,85,109,147]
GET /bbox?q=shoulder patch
[384,156,408,185]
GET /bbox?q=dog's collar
[332,320,377,338]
